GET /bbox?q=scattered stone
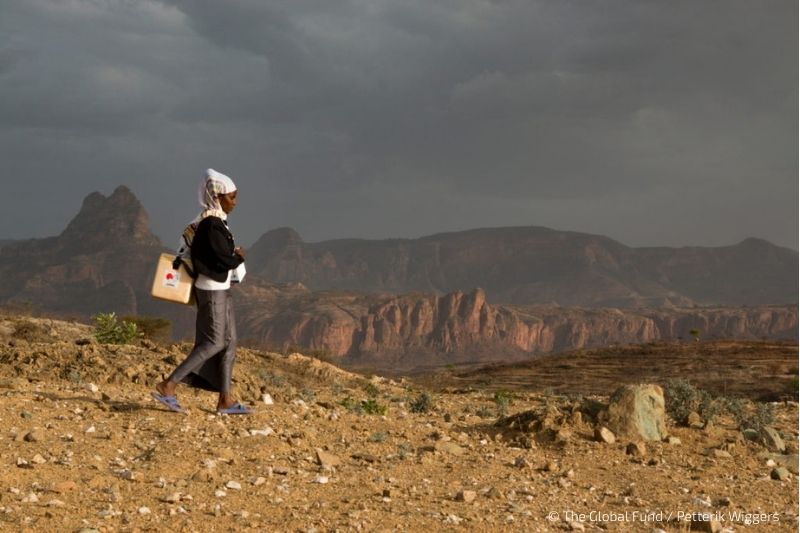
[771,454,799,475]
[273,466,290,476]
[46,499,65,507]
[16,458,30,469]
[214,490,227,498]
[225,481,242,490]
[262,393,274,405]
[771,467,790,481]
[760,427,786,453]
[31,454,47,464]
[21,493,39,504]
[315,449,341,469]
[24,429,45,442]
[513,456,532,469]
[455,490,477,503]
[250,428,274,437]
[741,428,759,442]
[86,383,99,393]
[689,516,723,532]
[434,441,464,456]
[311,476,329,484]
[666,436,681,445]
[594,426,616,444]
[192,468,217,482]
[54,481,78,493]
[569,521,585,531]
[163,493,181,503]
[710,449,732,459]
[138,507,151,515]
[85,426,96,434]
[351,452,379,463]
[626,442,646,457]
[253,477,267,486]
[545,461,559,473]
[687,412,704,429]
[599,384,668,441]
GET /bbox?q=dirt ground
[0,316,797,532]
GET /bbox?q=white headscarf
[197,168,237,221]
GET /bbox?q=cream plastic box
[151,253,194,305]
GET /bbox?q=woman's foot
[156,380,177,397]
[217,393,252,415]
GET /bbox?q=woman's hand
[234,246,246,259]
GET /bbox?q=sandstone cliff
[235,282,798,369]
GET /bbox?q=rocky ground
[0,315,797,532]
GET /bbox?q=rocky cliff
[235,282,798,369]
[247,227,798,308]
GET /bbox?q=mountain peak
[60,186,160,251]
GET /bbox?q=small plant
[258,368,286,387]
[340,396,362,413]
[689,328,701,342]
[397,442,414,459]
[410,392,434,414]
[493,390,514,415]
[299,388,316,403]
[360,399,387,416]
[368,431,387,443]
[729,400,775,432]
[663,378,700,424]
[92,312,140,345]
[363,382,380,398]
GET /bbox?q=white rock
[86,383,99,393]
[21,493,38,503]
[85,426,96,434]
[31,454,47,464]
[214,490,227,498]
[311,476,329,484]
[253,477,267,486]
[250,428,274,437]
[46,499,65,507]
[262,394,274,405]
[164,493,181,503]
[138,506,151,515]
[225,481,242,490]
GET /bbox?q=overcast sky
[1,0,796,250]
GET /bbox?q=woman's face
[218,191,238,214]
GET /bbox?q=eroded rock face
[599,384,668,441]
[235,281,797,368]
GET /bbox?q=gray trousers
[168,288,236,393]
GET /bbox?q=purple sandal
[151,391,185,413]
[217,402,252,415]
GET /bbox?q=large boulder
[599,384,668,441]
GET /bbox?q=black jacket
[190,216,244,282]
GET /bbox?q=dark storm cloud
[0,0,796,249]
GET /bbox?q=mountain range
[0,186,795,369]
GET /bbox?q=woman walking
[152,169,251,415]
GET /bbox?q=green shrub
[360,399,387,416]
[663,378,700,424]
[363,382,380,398]
[493,390,514,415]
[368,431,387,443]
[92,312,141,345]
[409,392,434,413]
